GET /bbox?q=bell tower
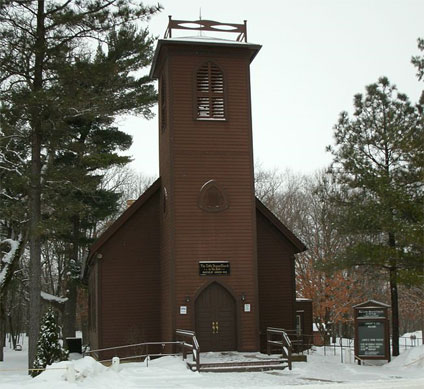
[150,17,261,351]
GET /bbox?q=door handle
[211,321,219,334]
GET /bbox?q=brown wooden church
[83,18,307,354]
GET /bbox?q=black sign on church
[354,300,390,363]
[199,261,230,276]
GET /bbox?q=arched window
[199,180,229,212]
[196,62,225,120]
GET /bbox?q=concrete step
[291,354,307,362]
[187,359,289,373]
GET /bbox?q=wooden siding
[157,43,259,351]
[256,208,297,352]
[87,37,305,355]
[98,190,161,354]
[158,58,176,346]
[88,262,99,351]
[83,34,305,358]
[296,300,313,337]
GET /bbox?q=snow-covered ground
[1,332,423,388]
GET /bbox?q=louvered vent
[196,62,225,119]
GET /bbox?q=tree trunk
[389,266,400,356]
[63,284,77,338]
[28,0,45,372]
[0,235,27,362]
[0,302,5,361]
[63,217,80,338]
[422,302,424,345]
[29,126,42,371]
[8,314,17,350]
[388,230,399,357]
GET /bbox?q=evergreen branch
[0,14,37,39]
[16,1,38,17]
[44,0,73,17]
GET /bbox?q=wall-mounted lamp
[96,253,103,259]
[241,293,246,302]
[185,296,190,303]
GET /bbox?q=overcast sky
[120,0,424,178]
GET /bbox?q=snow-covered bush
[31,308,68,377]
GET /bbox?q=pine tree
[42,112,132,338]
[0,1,161,368]
[411,37,424,107]
[327,77,424,356]
[31,308,68,377]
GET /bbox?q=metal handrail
[97,351,182,365]
[83,341,183,364]
[266,327,292,370]
[279,329,314,354]
[176,329,200,371]
[83,341,182,356]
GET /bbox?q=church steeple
[150,17,261,351]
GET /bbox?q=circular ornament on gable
[198,180,229,212]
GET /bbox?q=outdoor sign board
[357,309,385,318]
[357,321,385,356]
[354,300,390,363]
[199,261,230,276]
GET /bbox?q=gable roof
[81,178,161,280]
[353,300,391,309]
[255,197,307,253]
[81,177,307,280]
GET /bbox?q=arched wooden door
[195,283,236,352]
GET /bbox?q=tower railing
[164,16,247,42]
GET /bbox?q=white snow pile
[400,330,422,344]
[32,356,106,383]
[384,345,424,369]
[1,334,424,388]
[28,355,197,388]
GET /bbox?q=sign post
[354,300,390,364]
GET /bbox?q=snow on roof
[353,299,391,308]
[40,291,68,304]
[165,35,252,45]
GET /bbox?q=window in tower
[196,62,225,120]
